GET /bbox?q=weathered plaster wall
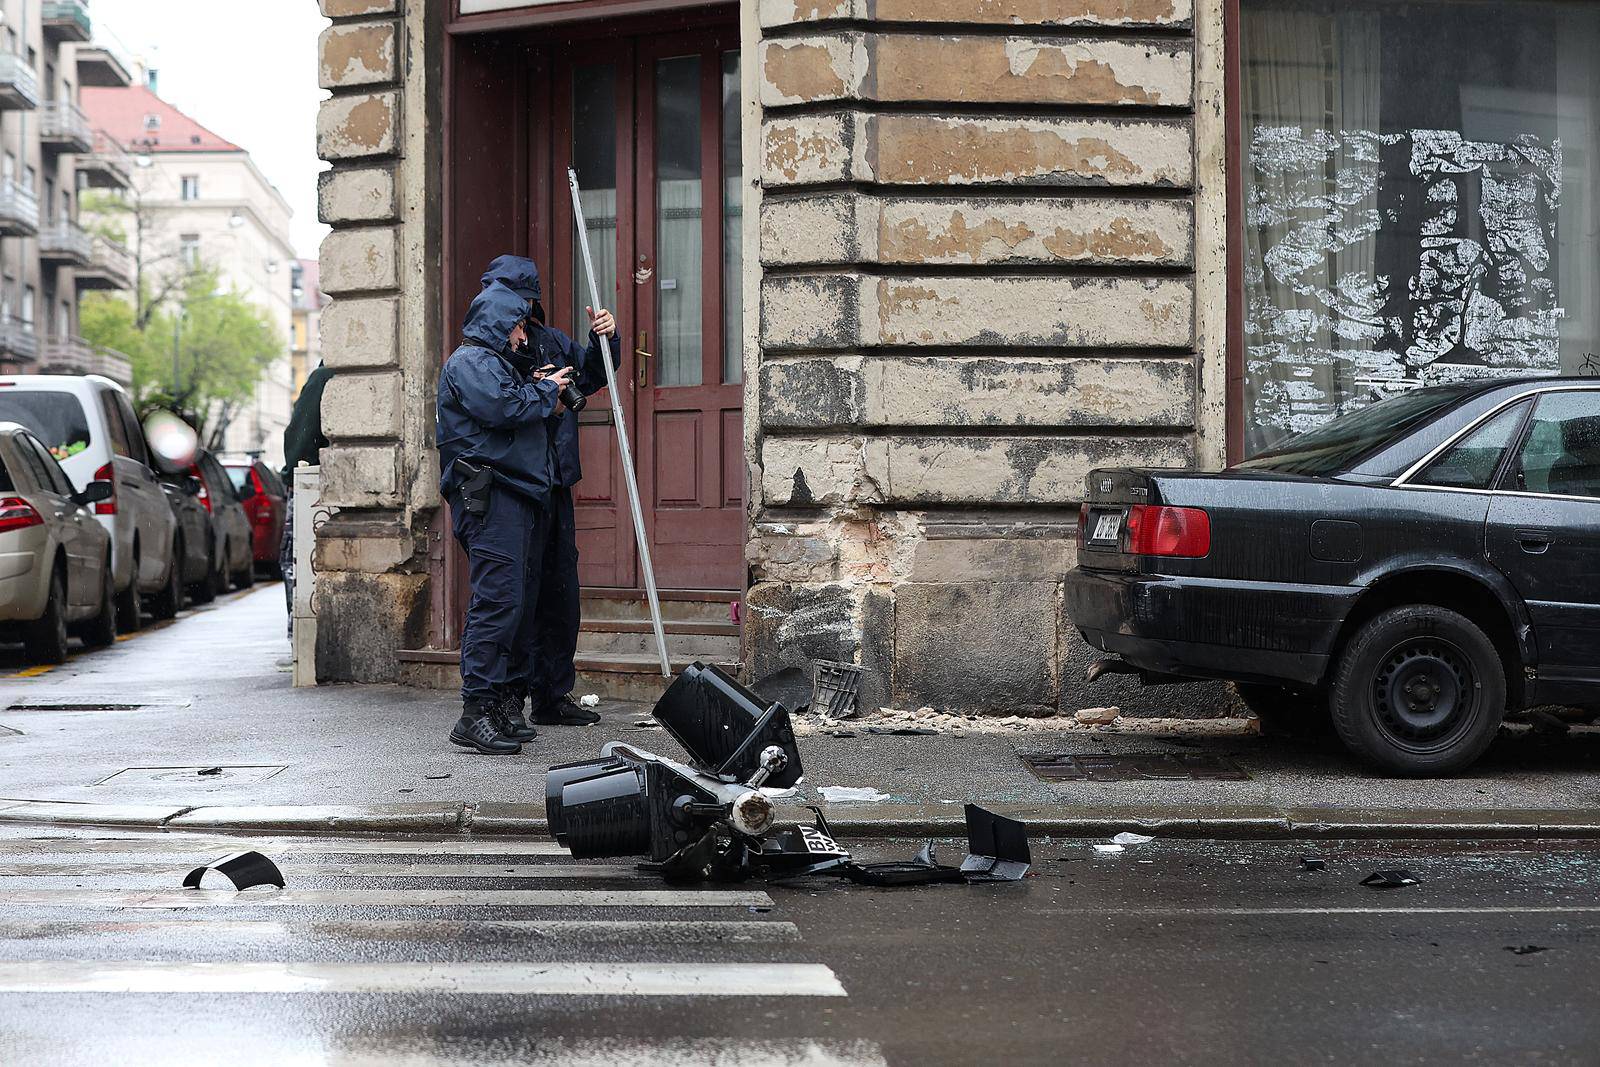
[312,0,437,682]
[749,0,1231,715]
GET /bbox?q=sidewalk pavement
[3,585,1600,840]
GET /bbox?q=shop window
[1239,0,1600,457]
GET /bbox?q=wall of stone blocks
[312,0,437,682]
[747,0,1233,716]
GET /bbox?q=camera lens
[560,381,587,412]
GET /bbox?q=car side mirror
[75,481,113,507]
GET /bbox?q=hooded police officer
[436,281,579,754]
[479,254,620,729]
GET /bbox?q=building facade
[312,0,1595,713]
[291,257,327,399]
[83,85,298,466]
[0,0,136,386]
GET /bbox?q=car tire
[191,540,219,605]
[1233,682,1333,737]
[149,537,185,620]
[115,556,142,634]
[24,569,69,665]
[1329,605,1506,776]
[80,557,117,650]
[234,544,255,590]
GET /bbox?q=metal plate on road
[1021,753,1249,782]
[95,766,288,786]
[5,702,188,713]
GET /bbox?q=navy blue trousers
[452,484,548,709]
[517,485,580,710]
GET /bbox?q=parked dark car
[1064,377,1600,776]
[222,459,287,577]
[190,450,254,594]
[159,473,211,608]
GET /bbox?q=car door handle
[1515,529,1554,554]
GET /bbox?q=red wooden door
[632,30,745,590]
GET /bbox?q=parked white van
[0,376,181,630]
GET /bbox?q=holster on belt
[454,459,494,516]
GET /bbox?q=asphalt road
[1,826,1597,1065]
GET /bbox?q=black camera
[559,380,587,413]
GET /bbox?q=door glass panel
[572,64,617,340]
[721,50,742,385]
[1511,391,1600,497]
[656,55,702,387]
[1414,400,1528,489]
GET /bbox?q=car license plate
[1090,512,1123,545]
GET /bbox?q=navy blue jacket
[479,255,621,488]
[437,284,562,504]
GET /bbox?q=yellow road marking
[6,665,55,679]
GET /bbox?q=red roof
[81,85,242,154]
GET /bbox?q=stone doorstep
[3,799,1599,840]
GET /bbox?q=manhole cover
[1021,753,1249,782]
[95,766,288,786]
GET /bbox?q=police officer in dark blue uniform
[436,282,577,754]
[478,254,620,728]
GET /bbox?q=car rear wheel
[79,557,117,650]
[190,539,219,605]
[232,541,254,590]
[1330,605,1506,776]
[24,569,68,665]
[149,537,184,620]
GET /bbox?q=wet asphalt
[1,826,1598,1065]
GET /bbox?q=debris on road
[1300,857,1327,872]
[1506,945,1548,955]
[1093,844,1125,854]
[182,851,285,891]
[817,786,890,803]
[196,767,222,777]
[1075,706,1121,726]
[424,774,451,781]
[1360,870,1420,889]
[1111,832,1153,846]
[579,694,601,708]
[811,660,863,719]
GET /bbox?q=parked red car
[221,459,287,577]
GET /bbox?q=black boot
[530,693,601,726]
[450,703,522,754]
[495,693,539,742]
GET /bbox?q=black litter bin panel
[653,663,803,789]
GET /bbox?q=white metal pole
[567,168,671,678]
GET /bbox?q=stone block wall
[747,0,1231,715]
[312,0,437,682]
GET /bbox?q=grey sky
[90,0,332,259]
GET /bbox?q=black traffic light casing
[651,662,803,788]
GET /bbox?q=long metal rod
[568,167,670,678]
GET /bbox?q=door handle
[635,330,651,389]
[1515,529,1554,554]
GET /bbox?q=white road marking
[0,836,571,856]
[0,918,802,942]
[0,888,772,908]
[0,960,847,996]
[0,861,648,879]
[327,1039,888,1066]
[1061,906,1600,916]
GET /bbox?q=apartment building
[290,257,326,399]
[0,0,134,384]
[83,83,297,466]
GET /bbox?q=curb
[5,798,1600,840]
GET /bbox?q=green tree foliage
[81,267,283,449]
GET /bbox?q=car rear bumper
[1063,566,1356,689]
[0,552,47,620]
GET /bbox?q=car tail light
[1125,505,1210,558]
[93,462,116,515]
[0,497,42,534]
[1076,507,1089,548]
[189,464,211,512]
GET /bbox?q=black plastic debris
[1506,945,1548,955]
[958,805,1031,881]
[1300,857,1327,872]
[1360,870,1420,889]
[652,663,803,789]
[182,851,285,890]
[196,767,223,777]
[811,660,863,719]
[866,726,939,736]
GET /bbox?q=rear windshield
[0,391,91,462]
[1233,384,1482,477]
[0,455,13,493]
[226,465,255,498]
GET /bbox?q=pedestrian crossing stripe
[0,835,572,856]
[0,918,803,942]
[0,861,651,879]
[0,888,774,908]
[0,960,848,997]
[325,1040,889,1067]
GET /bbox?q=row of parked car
[0,374,288,664]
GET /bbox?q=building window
[1238,0,1600,457]
[180,175,199,201]
[144,114,161,132]
[179,234,200,270]
[21,287,35,332]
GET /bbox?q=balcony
[42,1,92,43]
[0,53,40,111]
[0,182,40,238]
[39,100,93,153]
[76,236,134,291]
[75,43,132,88]
[0,322,40,366]
[39,220,92,267]
[40,336,131,385]
[78,131,132,190]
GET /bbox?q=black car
[1064,377,1600,776]
[159,474,211,610]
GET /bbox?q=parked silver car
[0,422,116,663]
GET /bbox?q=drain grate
[96,766,288,786]
[1021,752,1249,782]
[5,702,185,713]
